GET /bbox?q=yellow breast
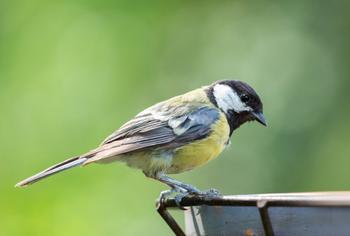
[167,112,230,174]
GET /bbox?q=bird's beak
[252,111,267,127]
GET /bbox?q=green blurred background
[1,0,350,235]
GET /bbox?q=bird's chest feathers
[168,114,230,173]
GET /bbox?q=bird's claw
[201,188,222,197]
[172,188,221,210]
[174,192,188,210]
[158,186,222,210]
[158,189,172,203]
[158,186,187,205]
[158,188,198,210]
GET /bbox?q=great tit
[16,80,266,202]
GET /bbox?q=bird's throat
[225,110,251,136]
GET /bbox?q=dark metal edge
[156,199,185,236]
[156,192,350,235]
[257,200,274,236]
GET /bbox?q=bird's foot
[200,188,222,197]
[171,186,206,209]
[173,185,203,209]
[174,192,190,210]
[158,189,172,202]
[172,188,221,209]
[154,174,221,209]
[159,188,200,210]
[158,188,222,210]
[158,186,187,208]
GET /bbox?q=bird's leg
[157,175,222,197]
[145,171,200,193]
[145,171,187,207]
[157,174,201,194]
[157,179,189,209]
[146,172,221,208]
[158,175,223,198]
[158,187,189,210]
[146,172,200,208]
[156,174,205,208]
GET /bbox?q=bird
[16,80,266,204]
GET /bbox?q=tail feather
[15,156,87,187]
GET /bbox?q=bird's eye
[241,94,250,103]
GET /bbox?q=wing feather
[83,105,220,164]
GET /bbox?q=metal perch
[157,192,350,236]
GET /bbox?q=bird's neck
[225,111,251,136]
[206,86,250,136]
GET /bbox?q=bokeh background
[1,1,350,235]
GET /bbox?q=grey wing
[82,106,220,164]
[100,100,196,145]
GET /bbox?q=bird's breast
[167,112,230,174]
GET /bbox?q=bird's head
[207,80,266,134]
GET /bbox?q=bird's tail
[15,156,87,187]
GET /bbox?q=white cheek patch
[213,84,251,113]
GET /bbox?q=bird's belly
[119,149,173,176]
[167,114,229,174]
